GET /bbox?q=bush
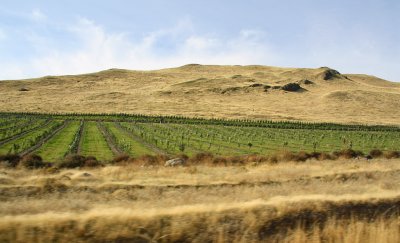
[84,156,102,167]
[177,154,189,161]
[267,154,278,163]
[227,156,245,165]
[112,154,131,163]
[369,149,383,158]
[384,151,400,159]
[294,151,311,162]
[188,152,214,165]
[318,152,335,161]
[59,155,86,168]
[19,154,47,169]
[212,157,229,166]
[134,154,169,166]
[274,150,296,162]
[58,155,102,168]
[334,149,363,159]
[244,154,268,164]
[0,154,21,167]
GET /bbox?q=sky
[0,0,399,81]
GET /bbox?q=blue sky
[0,0,399,81]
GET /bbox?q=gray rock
[321,69,341,80]
[298,79,314,85]
[281,83,302,92]
[248,83,263,88]
[164,158,186,167]
[81,172,92,177]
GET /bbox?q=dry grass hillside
[1,64,400,125]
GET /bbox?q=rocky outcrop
[281,83,303,92]
[298,79,314,85]
[165,158,186,167]
[320,69,341,80]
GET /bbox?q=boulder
[165,158,186,167]
[321,69,341,80]
[248,83,263,88]
[281,83,302,92]
[263,85,271,92]
[80,172,92,177]
[298,79,314,85]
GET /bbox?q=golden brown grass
[1,65,400,125]
[1,158,400,242]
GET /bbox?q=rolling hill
[1,64,399,125]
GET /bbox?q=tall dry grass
[1,158,400,242]
[0,196,400,242]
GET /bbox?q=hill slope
[1,64,399,125]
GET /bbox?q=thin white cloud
[0,29,6,40]
[30,8,47,22]
[1,16,398,82]
[26,18,278,77]
[300,20,400,81]
[0,63,25,80]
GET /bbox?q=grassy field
[103,122,155,156]
[79,122,114,161]
[0,118,47,141]
[0,120,62,155]
[0,113,399,161]
[1,158,400,242]
[36,121,81,161]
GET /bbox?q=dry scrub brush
[1,149,400,170]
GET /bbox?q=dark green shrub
[19,154,47,169]
[0,154,21,167]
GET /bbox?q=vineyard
[0,112,399,162]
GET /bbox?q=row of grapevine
[2,112,399,132]
[0,119,49,143]
[119,122,400,155]
[0,121,64,155]
[96,122,124,155]
[20,121,68,156]
[0,114,399,160]
[78,122,114,160]
[65,121,84,156]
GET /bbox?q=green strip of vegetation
[79,122,114,160]
[0,118,47,141]
[0,114,399,159]
[0,121,63,154]
[103,122,154,156]
[36,121,81,162]
[1,112,399,132]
